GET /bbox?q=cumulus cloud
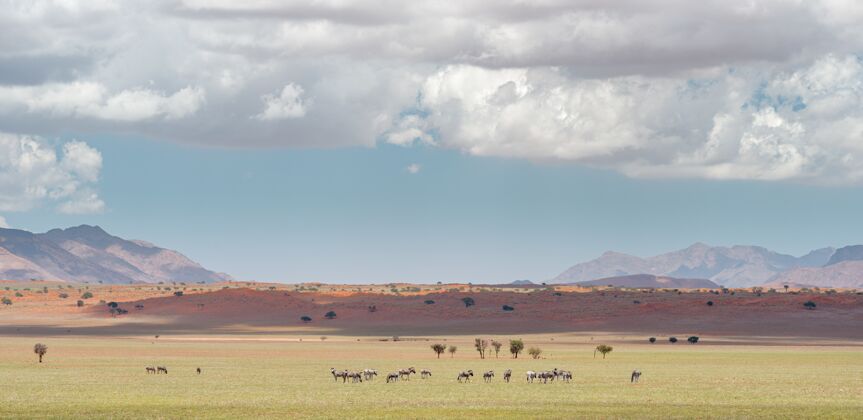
[0,133,105,214]
[253,83,308,120]
[0,215,8,228]
[4,1,863,183]
[406,163,421,174]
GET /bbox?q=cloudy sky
[2,0,863,283]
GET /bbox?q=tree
[474,338,488,359]
[784,284,789,293]
[803,301,817,310]
[649,337,656,343]
[324,311,337,319]
[81,292,93,299]
[300,316,312,323]
[687,336,699,344]
[462,297,475,308]
[448,345,457,358]
[594,344,613,359]
[528,347,542,359]
[669,336,678,343]
[33,343,47,363]
[509,339,524,358]
[431,343,446,358]
[491,340,502,358]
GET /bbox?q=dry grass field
[1,282,861,418]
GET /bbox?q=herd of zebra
[331,367,643,384]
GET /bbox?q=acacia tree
[431,343,446,358]
[509,339,524,358]
[491,340,502,358]
[528,347,542,359]
[448,345,457,358]
[474,338,489,359]
[594,344,613,359]
[33,343,47,363]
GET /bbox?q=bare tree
[474,338,489,359]
[448,345,457,358]
[491,340,502,358]
[431,343,446,358]
[33,343,47,363]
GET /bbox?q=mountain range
[0,225,231,284]
[553,243,863,289]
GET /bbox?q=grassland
[0,334,861,419]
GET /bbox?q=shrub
[58,293,69,299]
[173,291,183,297]
[81,292,93,299]
[76,300,84,307]
[324,311,337,319]
[502,305,514,311]
[300,316,312,323]
[803,301,817,310]
[707,301,714,306]
[15,292,23,297]
[688,336,699,344]
[107,302,118,308]
[553,292,563,296]
[528,347,542,359]
[1,297,12,305]
[461,297,475,307]
[669,336,678,343]
[424,300,435,305]
[649,337,656,343]
[448,345,457,358]
[632,300,641,304]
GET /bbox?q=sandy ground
[1,282,861,345]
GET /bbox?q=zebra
[157,366,168,374]
[386,372,400,383]
[526,370,537,383]
[483,370,494,383]
[347,371,363,383]
[363,369,378,381]
[420,369,432,379]
[631,370,642,383]
[503,369,512,383]
[145,366,156,374]
[457,370,474,382]
[399,367,416,380]
[330,368,348,383]
[560,370,573,382]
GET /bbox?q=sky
[2,1,863,283]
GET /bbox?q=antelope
[457,370,474,382]
[399,367,416,380]
[420,369,432,379]
[503,369,512,382]
[145,366,156,374]
[483,370,494,383]
[157,366,168,374]
[631,370,642,383]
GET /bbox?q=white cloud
[0,133,105,213]
[0,215,8,228]
[4,2,863,183]
[253,83,308,120]
[406,163,421,174]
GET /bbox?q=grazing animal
[196,367,201,375]
[330,368,348,383]
[145,366,156,374]
[503,369,512,383]
[631,370,642,383]
[386,372,400,383]
[347,371,363,383]
[457,370,474,382]
[560,370,573,382]
[483,370,494,383]
[535,371,553,383]
[363,369,378,381]
[420,369,432,379]
[399,367,417,380]
[526,370,536,383]
[157,366,168,374]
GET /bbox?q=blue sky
[3,2,863,283]
[6,135,862,283]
